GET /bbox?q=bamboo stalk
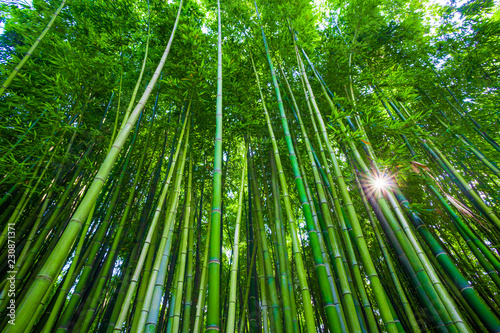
[206,0,223,329]
[226,153,247,333]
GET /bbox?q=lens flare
[364,170,394,197]
[373,176,388,190]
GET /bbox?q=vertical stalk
[206,0,223,330]
[226,154,247,333]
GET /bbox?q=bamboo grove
[0,0,499,332]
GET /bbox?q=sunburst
[362,169,395,198]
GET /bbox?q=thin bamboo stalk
[206,0,223,329]
[226,154,247,333]
[0,0,67,96]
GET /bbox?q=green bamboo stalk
[244,151,260,333]
[206,0,223,329]
[256,151,284,330]
[142,154,186,332]
[354,165,447,332]
[40,202,96,333]
[191,170,205,324]
[392,186,500,332]
[237,234,259,333]
[361,169,462,332]
[133,125,190,333]
[131,131,181,333]
[166,156,193,333]
[268,151,300,333]
[54,153,132,331]
[104,244,138,332]
[257,16,350,328]
[165,253,181,333]
[109,65,123,152]
[181,190,197,333]
[100,117,159,332]
[56,146,135,331]
[421,234,490,333]
[250,50,319,333]
[295,44,398,333]
[296,155,349,333]
[248,154,283,332]
[79,123,149,332]
[352,170,421,333]
[226,154,247,333]
[255,224,271,333]
[425,140,500,229]
[371,164,467,331]
[193,220,211,333]
[341,117,466,333]
[130,216,163,332]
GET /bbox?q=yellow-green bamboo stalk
[226,154,247,333]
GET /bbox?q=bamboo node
[459,286,472,292]
[38,274,54,282]
[70,217,83,225]
[206,325,220,331]
[435,251,446,258]
[94,175,106,183]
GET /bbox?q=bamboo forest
[1,0,500,331]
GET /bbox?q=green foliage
[0,0,499,332]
